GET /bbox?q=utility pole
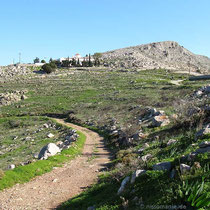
[19,52,21,64]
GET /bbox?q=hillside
[102,41,210,73]
[0,65,209,209]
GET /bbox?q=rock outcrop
[102,41,210,73]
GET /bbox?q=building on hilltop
[57,53,94,66]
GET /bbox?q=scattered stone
[152,115,170,127]
[33,153,39,159]
[38,143,61,160]
[110,130,119,137]
[53,179,58,183]
[21,95,27,100]
[43,123,49,128]
[47,133,55,138]
[153,162,172,171]
[195,124,210,139]
[138,107,170,128]
[144,143,150,148]
[167,139,177,146]
[195,146,210,154]
[8,164,15,170]
[187,152,197,161]
[117,176,130,195]
[199,141,210,148]
[131,170,146,184]
[141,154,152,162]
[193,162,201,169]
[180,164,191,174]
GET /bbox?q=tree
[41,60,46,63]
[42,63,57,74]
[77,59,81,67]
[93,52,102,60]
[49,58,53,63]
[88,54,93,67]
[82,59,88,67]
[71,58,76,66]
[62,60,71,67]
[93,52,102,67]
[34,57,40,64]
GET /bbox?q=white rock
[167,139,177,146]
[131,170,146,184]
[141,154,152,162]
[38,143,61,160]
[47,133,54,138]
[43,123,49,128]
[117,176,130,195]
[180,164,191,174]
[8,164,15,170]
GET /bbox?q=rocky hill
[102,41,210,73]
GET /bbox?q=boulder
[153,162,172,171]
[117,176,130,195]
[199,141,210,148]
[131,170,146,184]
[195,146,210,154]
[180,164,191,174]
[38,143,61,160]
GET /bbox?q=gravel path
[0,119,111,210]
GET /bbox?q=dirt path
[0,119,111,210]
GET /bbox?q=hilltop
[102,41,210,73]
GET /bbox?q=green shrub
[8,120,22,128]
[42,63,56,74]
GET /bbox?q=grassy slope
[0,123,86,191]
[0,68,210,208]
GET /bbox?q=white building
[57,54,94,65]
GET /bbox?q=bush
[42,63,56,74]
[8,120,21,128]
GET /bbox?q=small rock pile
[194,85,210,98]
[0,90,28,107]
[0,65,32,81]
[38,129,79,160]
[138,107,170,127]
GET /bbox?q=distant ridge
[102,41,210,73]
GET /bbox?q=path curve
[0,118,111,210]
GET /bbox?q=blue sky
[0,0,209,65]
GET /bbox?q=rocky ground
[102,41,210,73]
[0,65,209,209]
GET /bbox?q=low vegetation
[0,67,209,208]
[0,118,86,191]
